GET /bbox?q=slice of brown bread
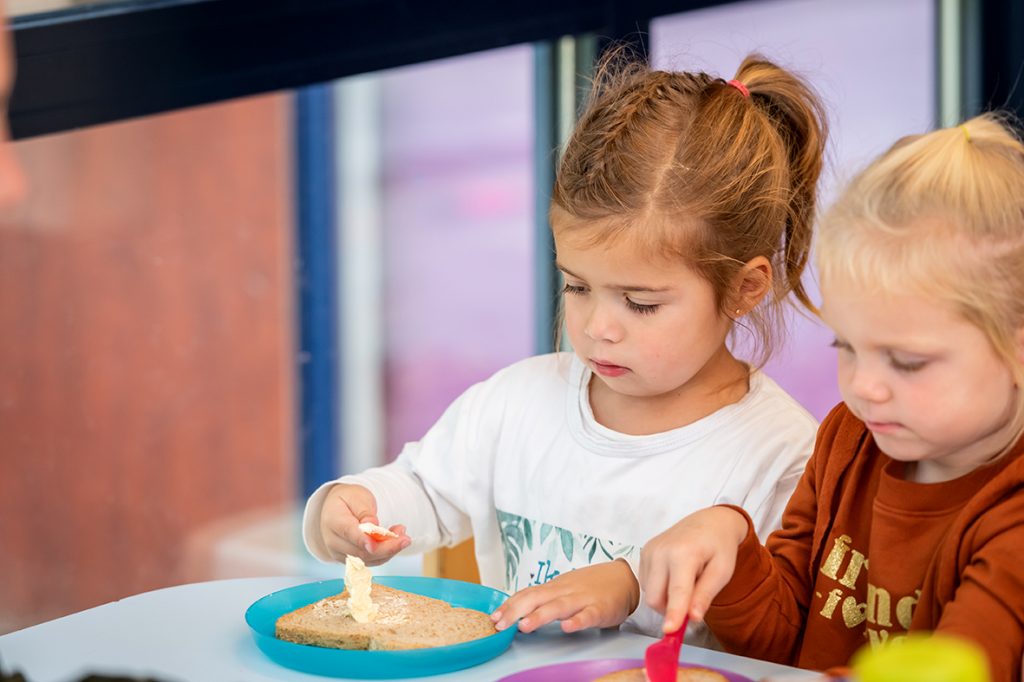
[274,583,497,651]
[593,666,730,681]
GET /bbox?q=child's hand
[490,559,639,634]
[639,507,749,633]
[319,483,411,565]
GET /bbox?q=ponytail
[736,55,828,315]
[553,50,829,367]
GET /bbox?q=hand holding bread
[639,507,748,634]
[491,558,639,634]
[319,483,411,566]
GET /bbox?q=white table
[0,577,817,682]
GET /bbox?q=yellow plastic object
[852,634,989,682]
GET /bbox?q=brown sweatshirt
[707,403,1024,681]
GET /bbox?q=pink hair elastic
[726,79,750,98]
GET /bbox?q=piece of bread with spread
[274,557,496,651]
[275,583,496,651]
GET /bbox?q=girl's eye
[625,298,659,315]
[829,338,852,352]
[562,283,586,296]
[890,356,928,373]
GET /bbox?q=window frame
[8,0,716,139]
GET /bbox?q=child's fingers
[641,559,670,614]
[663,599,691,633]
[381,524,411,546]
[689,554,735,622]
[561,604,602,633]
[321,484,382,553]
[360,535,412,566]
[356,513,382,527]
[325,489,376,529]
[322,524,364,562]
[322,521,409,565]
[662,561,699,633]
[491,586,544,631]
[516,594,585,633]
[338,486,378,525]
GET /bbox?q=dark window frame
[9,0,716,140]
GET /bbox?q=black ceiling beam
[974,0,1024,118]
[9,0,715,140]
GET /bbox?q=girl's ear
[731,256,773,317]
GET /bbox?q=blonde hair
[552,51,828,367]
[818,112,1024,423]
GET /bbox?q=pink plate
[497,658,755,682]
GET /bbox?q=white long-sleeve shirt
[304,352,816,641]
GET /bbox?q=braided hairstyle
[552,51,828,367]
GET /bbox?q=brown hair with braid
[552,51,828,367]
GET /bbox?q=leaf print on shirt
[496,509,637,592]
[560,528,574,561]
[583,535,622,563]
[497,510,533,586]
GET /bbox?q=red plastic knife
[644,616,688,682]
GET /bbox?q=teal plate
[245,576,515,679]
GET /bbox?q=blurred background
[0,0,1013,634]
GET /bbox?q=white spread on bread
[312,598,351,619]
[344,555,379,623]
[311,589,409,625]
[365,586,410,625]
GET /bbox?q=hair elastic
[726,79,750,98]
[960,124,971,142]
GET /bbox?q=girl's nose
[584,303,624,343]
[848,365,890,404]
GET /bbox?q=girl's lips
[865,420,902,434]
[591,360,628,377]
